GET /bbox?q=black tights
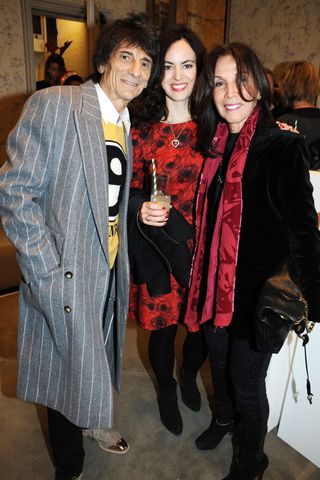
[148,324,207,388]
[204,324,272,463]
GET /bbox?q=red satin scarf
[185,106,260,331]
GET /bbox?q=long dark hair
[195,42,273,157]
[130,25,206,128]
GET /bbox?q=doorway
[146,0,230,50]
[33,15,88,87]
[21,0,102,95]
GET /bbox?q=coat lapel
[74,81,109,262]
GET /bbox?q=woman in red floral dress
[128,26,207,435]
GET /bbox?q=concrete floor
[1,290,320,480]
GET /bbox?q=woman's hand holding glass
[139,201,169,226]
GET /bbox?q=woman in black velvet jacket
[185,43,320,480]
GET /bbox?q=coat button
[64,306,72,313]
[65,271,73,279]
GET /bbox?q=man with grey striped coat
[0,14,159,480]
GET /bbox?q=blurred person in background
[60,71,84,86]
[36,53,66,90]
[277,60,320,169]
[263,67,275,109]
[271,61,292,118]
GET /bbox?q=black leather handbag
[255,260,315,404]
[255,260,309,354]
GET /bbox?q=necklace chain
[168,122,188,148]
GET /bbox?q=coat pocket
[27,266,68,352]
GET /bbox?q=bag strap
[301,333,313,404]
[296,321,315,404]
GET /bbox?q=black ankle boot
[222,453,269,480]
[195,418,233,450]
[179,368,201,412]
[158,385,183,435]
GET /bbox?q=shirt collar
[95,83,131,135]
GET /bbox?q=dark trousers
[47,408,84,480]
[204,324,272,463]
[148,324,207,388]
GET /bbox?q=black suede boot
[179,367,201,412]
[195,418,233,450]
[158,384,183,435]
[222,453,269,480]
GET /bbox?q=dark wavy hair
[130,25,206,128]
[195,42,273,157]
[92,13,159,89]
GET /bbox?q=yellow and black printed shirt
[101,119,127,268]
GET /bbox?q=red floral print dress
[129,120,204,330]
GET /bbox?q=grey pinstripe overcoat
[0,81,131,428]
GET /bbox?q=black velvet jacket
[229,127,320,340]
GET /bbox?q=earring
[98,66,104,74]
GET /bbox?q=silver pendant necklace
[169,122,188,148]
